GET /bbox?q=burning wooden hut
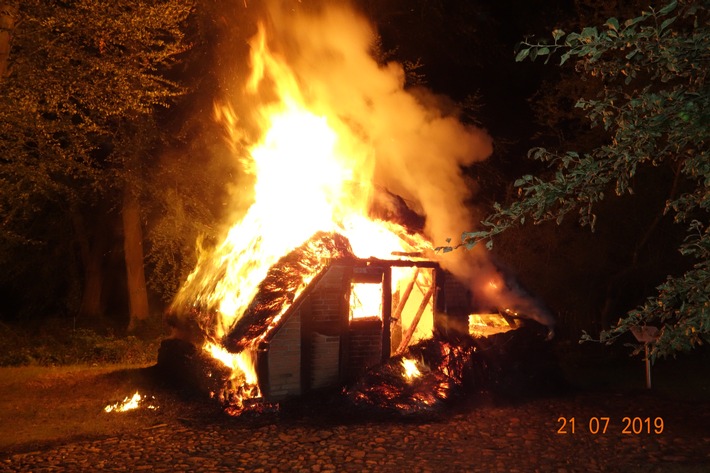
[156,3,550,413]
[163,230,497,406]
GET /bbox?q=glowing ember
[401,357,422,381]
[104,392,157,413]
[468,313,518,338]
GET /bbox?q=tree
[455,0,709,359]
[0,2,17,80]
[0,1,194,330]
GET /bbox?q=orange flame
[104,392,157,413]
[170,20,430,339]
[401,357,422,381]
[468,313,518,338]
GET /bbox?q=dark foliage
[0,321,160,366]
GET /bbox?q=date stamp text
[556,416,664,435]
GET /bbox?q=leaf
[537,47,550,56]
[580,26,598,41]
[552,29,565,41]
[605,17,619,31]
[624,16,644,27]
[658,0,678,15]
[461,231,488,241]
[515,48,530,62]
[660,17,676,31]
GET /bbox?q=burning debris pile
[345,323,564,417]
[345,334,477,416]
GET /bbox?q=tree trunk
[71,209,106,320]
[0,2,18,81]
[122,179,150,333]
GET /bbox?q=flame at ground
[401,357,422,381]
[104,392,157,413]
[204,342,261,409]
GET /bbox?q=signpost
[630,326,660,389]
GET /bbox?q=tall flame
[171,12,438,336]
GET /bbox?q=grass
[0,364,166,451]
[0,320,178,452]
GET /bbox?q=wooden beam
[393,268,420,322]
[396,283,434,354]
[353,258,440,269]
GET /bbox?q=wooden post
[434,266,445,313]
[645,344,652,389]
[630,326,659,390]
[381,266,392,361]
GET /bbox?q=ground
[0,349,709,472]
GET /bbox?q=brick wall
[310,265,350,326]
[265,265,351,400]
[443,271,472,316]
[347,317,382,381]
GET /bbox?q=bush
[0,322,161,366]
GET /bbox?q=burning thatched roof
[225,231,354,352]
